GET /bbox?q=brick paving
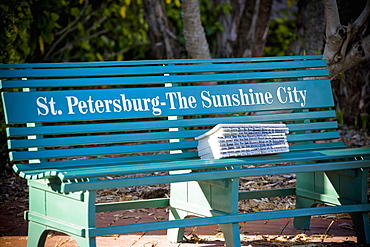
[0,200,363,246]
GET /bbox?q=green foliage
[336,110,345,126]
[199,1,231,36]
[1,0,149,63]
[0,1,33,63]
[35,0,149,62]
[164,0,184,45]
[199,0,231,51]
[265,7,298,56]
[0,0,234,63]
[360,113,369,130]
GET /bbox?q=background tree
[285,0,369,129]
[323,0,370,128]
[182,0,211,59]
[190,0,273,58]
[0,0,369,128]
[227,0,273,58]
[324,0,370,79]
[291,0,325,55]
[143,0,182,59]
[0,1,33,64]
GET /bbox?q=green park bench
[1,55,369,247]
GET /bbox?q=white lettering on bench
[34,85,309,119]
[277,87,307,107]
[37,97,60,115]
[165,92,197,110]
[201,89,274,108]
[65,95,163,116]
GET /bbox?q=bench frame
[1,55,369,247]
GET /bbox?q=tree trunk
[143,0,181,59]
[323,0,370,128]
[290,0,325,55]
[182,0,211,59]
[232,0,273,57]
[323,0,370,79]
[331,60,370,128]
[213,0,243,58]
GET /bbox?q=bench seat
[14,147,370,188]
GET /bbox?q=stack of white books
[195,124,289,159]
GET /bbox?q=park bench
[1,55,369,247]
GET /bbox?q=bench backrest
[0,55,345,180]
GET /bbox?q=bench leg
[26,222,97,247]
[219,223,241,247]
[167,195,242,246]
[27,179,97,247]
[167,207,188,243]
[204,176,241,247]
[349,211,370,244]
[27,221,49,247]
[74,236,97,247]
[294,170,317,230]
[167,169,241,246]
[336,168,370,244]
[295,168,370,244]
[293,196,315,230]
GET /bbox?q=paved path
[0,201,360,246]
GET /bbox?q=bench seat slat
[13,147,369,181]
[8,121,339,149]
[0,60,327,79]
[52,147,370,181]
[62,159,370,193]
[7,111,337,137]
[12,142,345,178]
[12,152,198,174]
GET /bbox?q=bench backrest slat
[0,60,327,79]
[9,130,339,160]
[7,121,339,149]
[1,70,329,88]
[9,132,340,162]
[0,55,323,69]
[10,141,198,161]
[6,110,337,137]
[3,80,333,124]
